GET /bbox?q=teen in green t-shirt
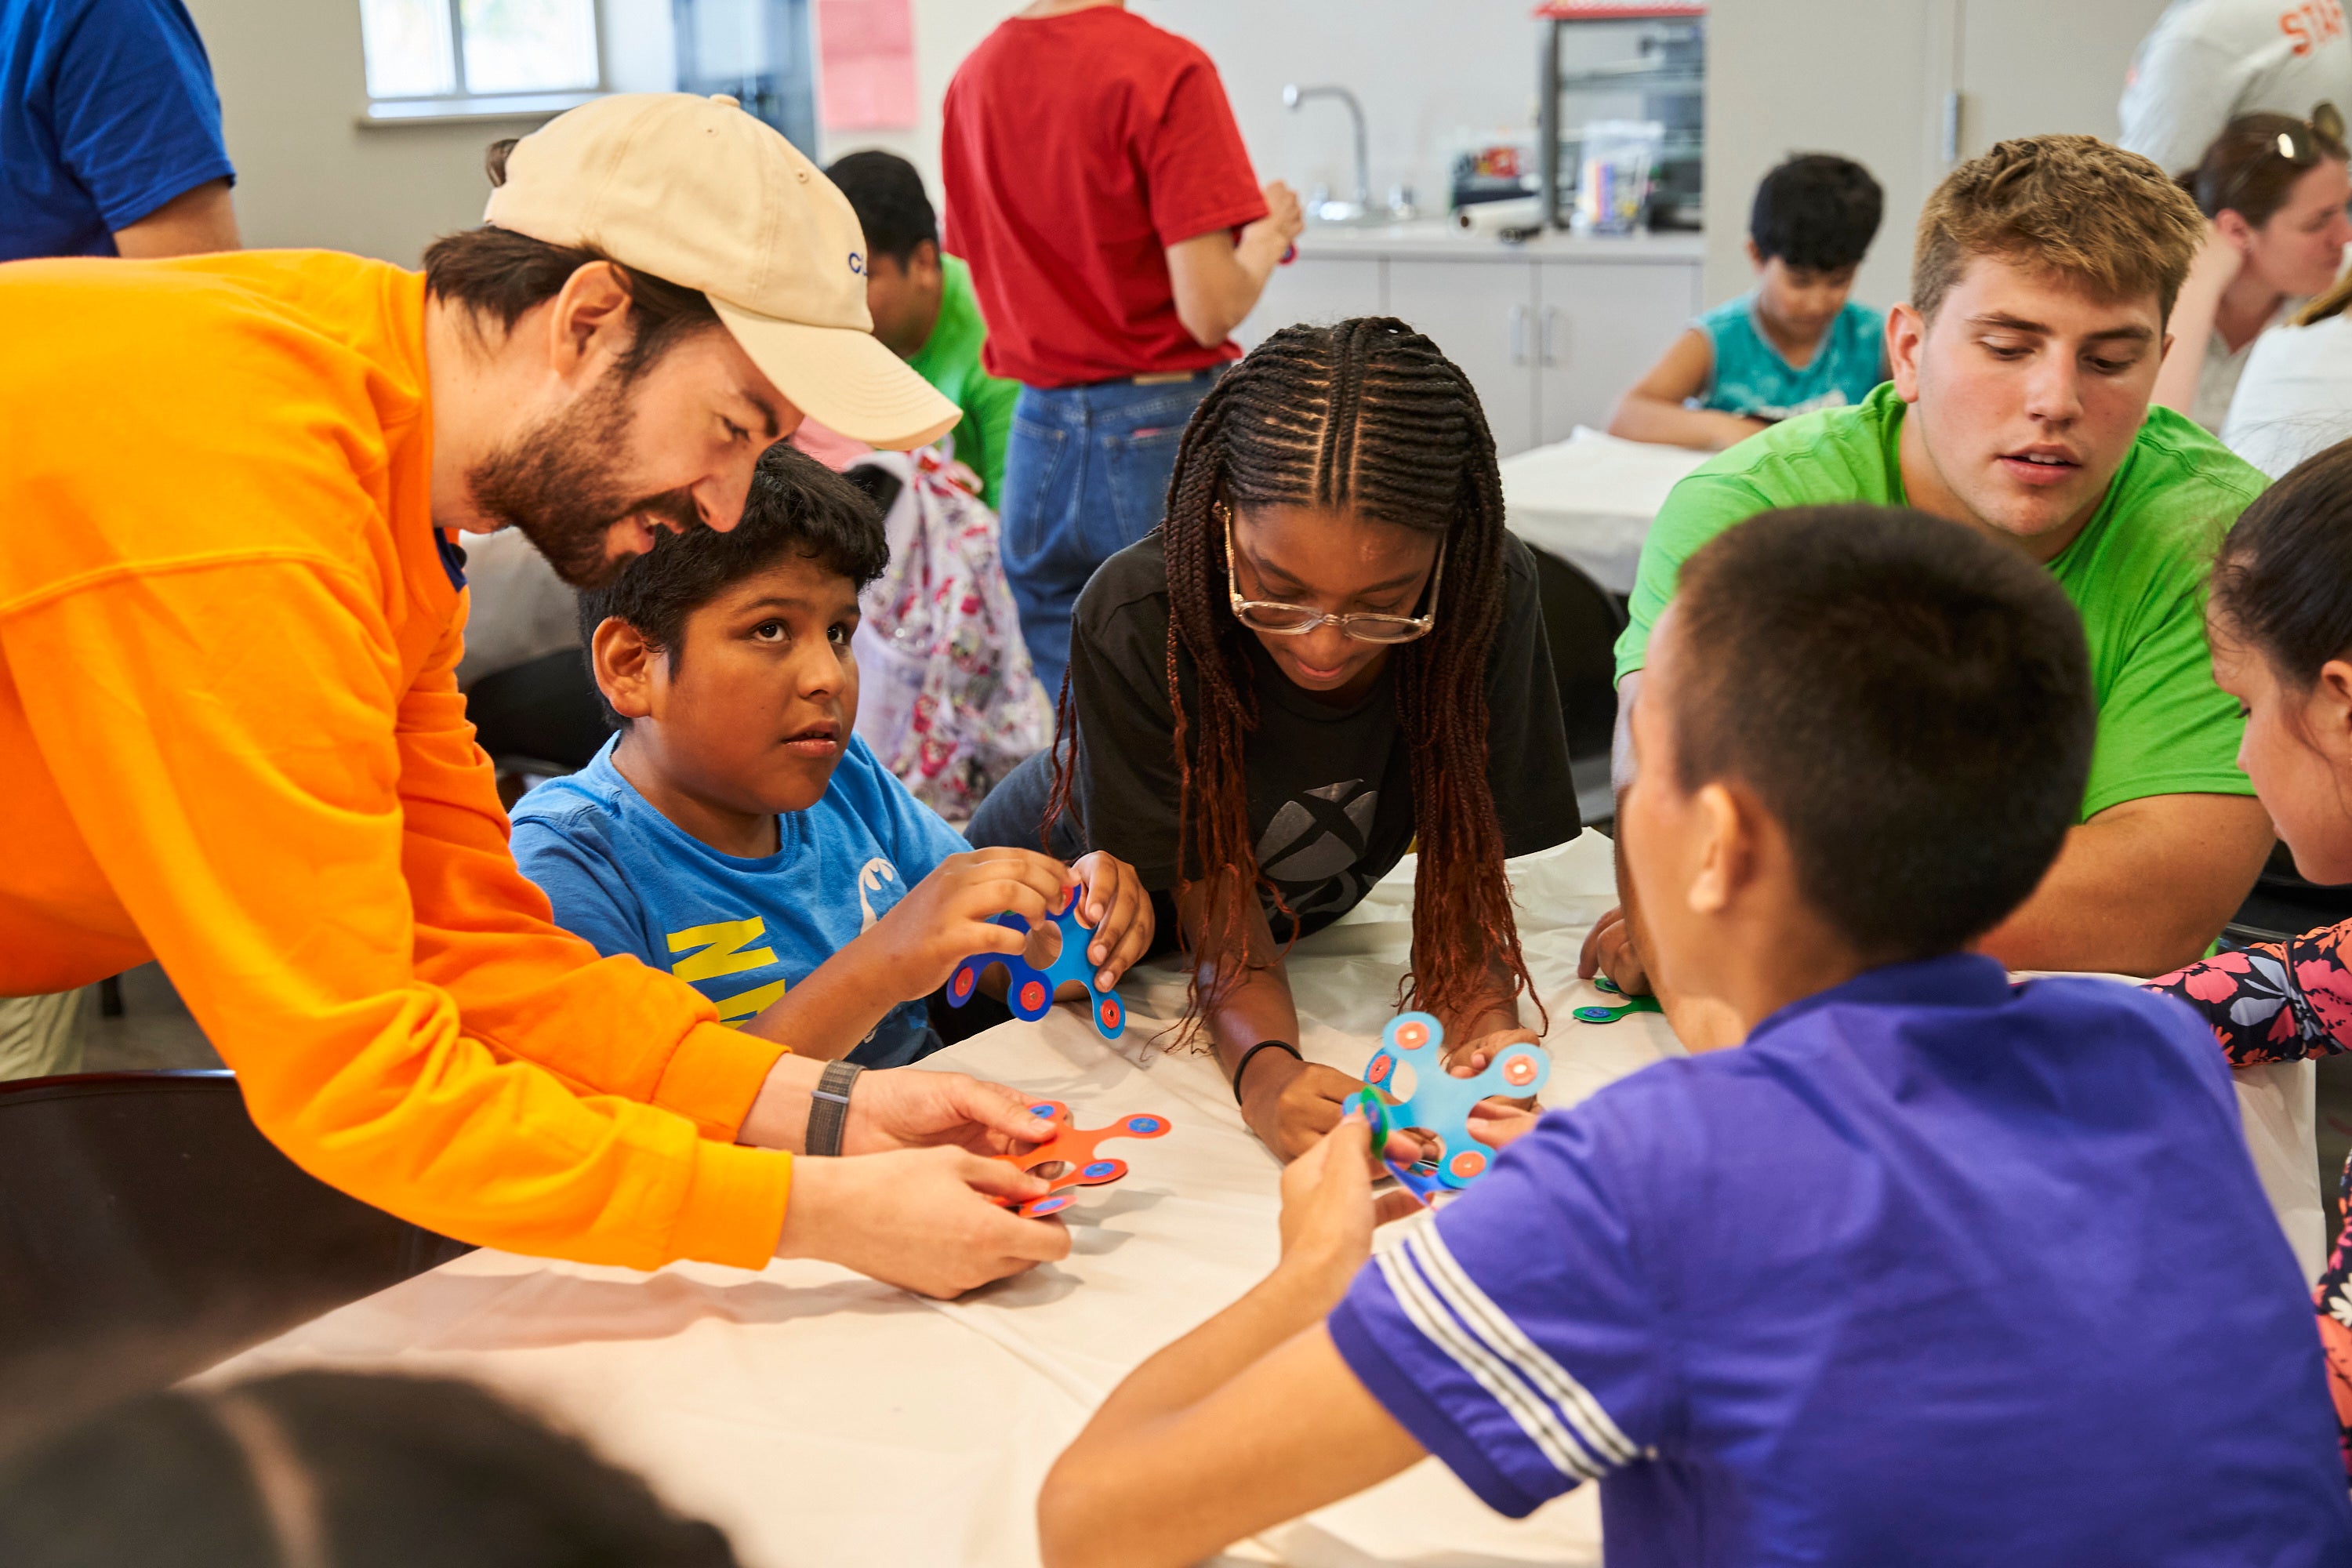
[826,151,1021,508]
[1592,135,2275,993]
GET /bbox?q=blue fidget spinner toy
[945,884,1124,1040]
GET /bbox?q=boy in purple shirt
[1036,504,2352,1566]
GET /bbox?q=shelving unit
[1535,0,1707,232]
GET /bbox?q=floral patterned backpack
[848,448,1052,826]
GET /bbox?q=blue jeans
[998,371,1218,696]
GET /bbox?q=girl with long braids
[966,318,1581,1160]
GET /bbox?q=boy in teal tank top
[1587,135,2276,996]
[1610,154,1886,450]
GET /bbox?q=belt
[1127,368,1214,386]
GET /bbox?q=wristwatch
[804,1060,864,1157]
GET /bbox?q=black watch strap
[805,1060,863,1157]
[1232,1040,1304,1105]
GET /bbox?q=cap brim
[711,300,962,452]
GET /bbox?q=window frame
[359,0,608,122]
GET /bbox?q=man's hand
[775,1147,1071,1298]
[1239,1051,1366,1163]
[1577,905,1652,996]
[860,847,1073,998]
[1069,851,1154,991]
[845,1068,1056,1156]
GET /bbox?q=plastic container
[1573,118,1663,235]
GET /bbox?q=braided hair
[1044,318,1537,1040]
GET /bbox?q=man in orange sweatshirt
[0,93,1076,1298]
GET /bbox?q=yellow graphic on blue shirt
[667,916,790,1027]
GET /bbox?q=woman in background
[2152,110,2351,431]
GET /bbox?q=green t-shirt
[907,254,1020,510]
[1613,382,2265,819]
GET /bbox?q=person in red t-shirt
[942,0,1303,695]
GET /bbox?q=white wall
[183,0,676,264]
[1701,0,2172,313]
[815,1,1548,220]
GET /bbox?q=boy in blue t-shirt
[1610,154,1887,451]
[511,445,1152,1068]
[1034,505,2352,1566]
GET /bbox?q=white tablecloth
[206,834,1669,1567]
[205,832,2321,1566]
[1500,427,1708,595]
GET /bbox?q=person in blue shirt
[1609,154,1885,450]
[511,444,1152,1069]
[1034,503,2352,1567]
[2,0,239,260]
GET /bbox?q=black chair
[0,1071,463,1400]
[2229,841,2352,946]
[1528,543,1631,829]
[465,648,613,778]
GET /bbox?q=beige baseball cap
[484,92,960,451]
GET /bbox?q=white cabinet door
[1237,256,1385,351]
[1951,0,2172,158]
[1385,259,1541,455]
[1535,260,1704,445]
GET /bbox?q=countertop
[1288,217,1705,264]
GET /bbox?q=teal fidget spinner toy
[1343,1011,1550,1202]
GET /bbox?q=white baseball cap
[484,93,959,451]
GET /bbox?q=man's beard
[465,372,702,590]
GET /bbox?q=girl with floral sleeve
[2147,440,2352,1470]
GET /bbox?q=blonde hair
[2294,270,2352,326]
[1911,135,2205,324]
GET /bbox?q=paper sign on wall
[817,0,916,130]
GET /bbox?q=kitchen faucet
[1282,82,1370,221]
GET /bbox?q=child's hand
[1465,1098,1543,1152]
[1577,906,1652,996]
[1069,851,1153,990]
[864,847,1075,1000]
[1277,1110,1419,1301]
[1442,1025,1541,1078]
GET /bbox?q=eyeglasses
[1221,505,1444,644]
[2212,102,2345,214]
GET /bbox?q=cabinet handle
[1540,306,1563,368]
[1509,304,1530,366]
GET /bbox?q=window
[360,0,602,103]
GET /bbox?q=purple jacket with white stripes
[1327,953,2352,1565]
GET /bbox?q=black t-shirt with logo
[970,532,1580,946]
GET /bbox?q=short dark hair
[1750,154,1883,271]
[420,138,721,381]
[823,149,938,266]
[1668,505,2093,962]
[577,444,889,724]
[2212,437,2352,691]
[0,1370,739,1568]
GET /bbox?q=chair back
[0,1072,461,1395]
[1529,543,1629,762]
[465,648,612,777]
